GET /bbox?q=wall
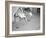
[0,0,46,38]
[32,8,37,14]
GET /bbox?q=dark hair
[23,8,31,12]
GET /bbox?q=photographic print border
[5,1,45,37]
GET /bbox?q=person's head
[22,8,32,13]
